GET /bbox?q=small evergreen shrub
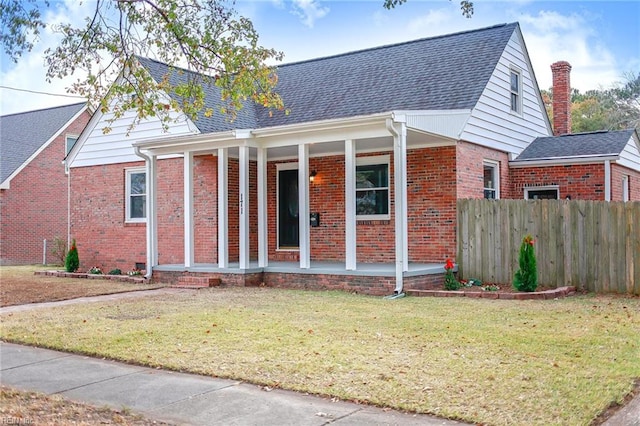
[88,266,103,274]
[513,234,538,292]
[108,269,122,275]
[65,239,79,273]
[444,258,460,291]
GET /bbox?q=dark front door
[278,169,299,248]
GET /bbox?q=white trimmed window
[356,155,390,220]
[483,160,500,199]
[126,168,146,222]
[510,69,522,114]
[622,175,630,202]
[525,186,559,200]
[65,134,78,155]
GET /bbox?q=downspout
[385,117,406,299]
[134,146,155,279]
[63,160,71,250]
[604,160,611,202]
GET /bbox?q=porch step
[172,276,221,289]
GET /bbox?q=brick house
[0,103,91,265]
[66,22,638,295]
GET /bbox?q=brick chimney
[551,61,572,135]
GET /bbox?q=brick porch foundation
[151,269,447,296]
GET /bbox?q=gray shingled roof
[514,129,636,161]
[138,23,518,133]
[1,102,86,183]
[136,57,259,133]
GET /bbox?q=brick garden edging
[407,286,577,299]
[34,270,149,285]
[35,269,577,300]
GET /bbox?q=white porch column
[217,148,229,268]
[146,154,158,269]
[239,145,250,269]
[298,144,310,269]
[345,139,357,270]
[257,147,268,267]
[184,151,194,268]
[390,119,407,293]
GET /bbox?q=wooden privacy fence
[457,199,640,295]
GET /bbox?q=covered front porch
[133,110,466,295]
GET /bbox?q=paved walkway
[1,291,638,425]
[1,342,466,425]
[0,288,180,314]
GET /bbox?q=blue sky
[1,0,638,115]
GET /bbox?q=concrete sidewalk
[1,342,466,426]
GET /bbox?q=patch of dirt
[0,386,172,425]
[0,266,164,307]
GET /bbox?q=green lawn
[1,288,638,425]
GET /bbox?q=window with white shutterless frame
[509,67,522,115]
[356,155,390,220]
[65,134,78,156]
[483,160,500,199]
[125,168,146,222]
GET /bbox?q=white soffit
[403,110,471,140]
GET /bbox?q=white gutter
[134,129,238,148]
[134,146,156,279]
[510,154,618,168]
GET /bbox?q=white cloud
[516,10,621,91]
[372,9,390,27]
[0,1,94,115]
[290,0,329,28]
[407,8,453,34]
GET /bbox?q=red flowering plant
[443,258,461,290]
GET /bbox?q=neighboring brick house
[0,103,90,265]
[509,61,640,201]
[67,22,637,295]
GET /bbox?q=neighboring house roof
[514,129,637,161]
[138,22,518,133]
[0,102,86,185]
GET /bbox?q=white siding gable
[70,98,198,168]
[618,133,640,172]
[459,28,551,156]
